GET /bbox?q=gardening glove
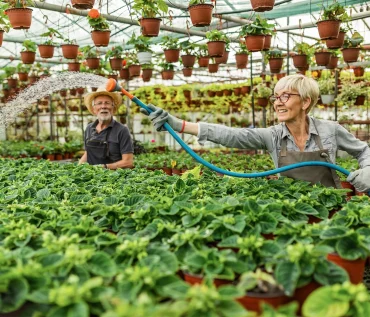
[346,166,370,193]
[140,104,183,132]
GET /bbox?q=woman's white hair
[274,74,319,113]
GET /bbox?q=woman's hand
[347,166,370,193]
[140,104,183,132]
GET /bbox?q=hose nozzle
[106,78,121,92]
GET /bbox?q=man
[79,88,133,169]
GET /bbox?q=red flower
[88,9,100,19]
[122,60,127,66]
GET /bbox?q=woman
[141,74,370,192]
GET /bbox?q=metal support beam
[0,55,65,64]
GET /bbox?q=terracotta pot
[354,95,365,106]
[71,0,95,9]
[188,3,214,27]
[18,72,28,82]
[245,35,265,52]
[234,87,241,96]
[139,18,161,37]
[183,90,191,98]
[164,49,180,63]
[29,76,39,84]
[68,62,81,72]
[292,54,308,68]
[341,181,355,197]
[129,65,141,77]
[45,154,55,161]
[353,66,364,77]
[215,90,223,97]
[317,19,341,40]
[142,68,153,82]
[69,88,77,96]
[60,90,67,97]
[198,56,210,67]
[276,73,286,79]
[269,57,283,73]
[6,8,33,29]
[182,67,193,77]
[326,56,338,69]
[293,281,321,314]
[208,63,219,73]
[341,47,360,63]
[20,51,36,64]
[86,57,100,69]
[327,253,366,284]
[263,34,272,50]
[181,54,196,67]
[223,89,232,96]
[250,0,275,12]
[314,51,331,66]
[257,97,269,108]
[172,168,182,175]
[91,30,111,47]
[235,53,249,69]
[61,44,79,59]
[208,90,216,97]
[161,167,172,175]
[207,41,226,57]
[77,87,85,95]
[0,30,3,47]
[215,50,229,64]
[7,78,18,89]
[38,45,55,58]
[183,272,232,287]
[326,31,345,49]
[237,291,289,314]
[241,86,251,94]
[119,68,130,80]
[161,70,174,80]
[110,58,123,70]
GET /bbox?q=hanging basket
[198,56,210,67]
[320,94,335,105]
[235,53,249,69]
[263,35,272,51]
[0,30,4,47]
[316,20,341,40]
[208,63,219,73]
[164,49,180,63]
[245,35,265,52]
[354,95,366,106]
[128,64,141,77]
[314,51,331,66]
[215,50,229,64]
[68,62,81,72]
[137,51,152,65]
[142,69,153,82]
[188,4,214,27]
[161,70,174,80]
[325,31,345,49]
[110,58,123,70]
[71,0,95,9]
[326,55,338,69]
[292,54,308,68]
[18,72,28,82]
[20,51,36,64]
[341,47,360,63]
[139,18,161,37]
[250,0,275,12]
[7,78,18,88]
[61,44,79,59]
[5,8,33,30]
[257,97,269,108]
[182,67,193,77]
[241,86,251,94]
[38,45,55,59]
[86,57,100,69]
[119,68,130,80]
[268,57,283,73]
[91,30,111,47]
[207,41,226,57]
[181,54,196,67]
[353,66,364,77]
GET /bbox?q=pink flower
[151,139,155,143]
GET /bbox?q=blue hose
[134,97,351,178]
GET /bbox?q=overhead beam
[0,55,64,64]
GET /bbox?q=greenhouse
[0,0,370,316]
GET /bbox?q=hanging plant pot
[326,55,338,69]
[245,35,265,52]
[263,35,272,50]
[235,53,249,69]
[215,50,229,64]
[119,68,130,80]
[38,45,55,59]
[59,90,67,97]
[137,51,152,65]
[327,253,366,284]
[353,66,364,77]
[181,54,196,67]
[68,62,81,72]
[237,291,288,314]
[110,58,123,70]
[268,57,283,73]
[188,3,214,27]
[320,94,335,105]
[161,70,174,80]
[354,95,366,106]
[241,86,251,94]
[198,56,210,67]
[139,18,161,37]
[326,31,345,49]
[341,47,360,63]
[61,44,79,59]
[276,72,286,80]
[86,57,100,69]
[6,8,33,30]
[128,64,141,77]
[20,51,36,64]
[257,97,269,108]
[142,69,153,82]
[292,54,308,68]
[164,49,180,63]
[182,67,193,77]
[18,72,28,82]
[76,87,85,95]
[250,0,275,12]
[207,41,226,57]
[70,88,77,96]
[29,76,39,84]
[317,20,341,40]
[233,87,241,96]
[7,78,18,89]
[0,30,4,47]
[208,63,219,73]
[314,51,331,66]
[91,30,111,47]
[71,0,95,9]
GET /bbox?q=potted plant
[126,33,153,64]
[326,49,340,69]
[250,0,275,12]
[265,48,283,73]
[205,30,227,57]
[105,46,124,70]
[316,2,348,40]
[188,0,214,27]
[180,40,198,67]
[141,63,154,82]
[5,0,33,30]
[196,44,210,67]
[336,79,367,106]
[291,42,315,69]
[318,77,335,105]
[161,35,180,63]
[16,63,30,81]
[20,39,36,64]
[87,8,111,47]
[313,42,332,66]
[341,32,363,63]
[126,53,141,77]
[208,58,219,73]
[159,61,175,80]
[71,0,95,9]
[38,27,63,59]
[255,83,272,107]
[0,3,11,47]
[235,41,249,69]
[215,37,230,64]
[80,45,100,69]
[131,0,168,37]
[326,25,347,49]
[61,37,79,59]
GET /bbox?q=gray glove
[140,104,183,132]
[347,166,370,193]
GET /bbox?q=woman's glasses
[269,93,300,104]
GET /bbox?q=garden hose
[106,79,353,179]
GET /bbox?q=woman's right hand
[140,104,183,132]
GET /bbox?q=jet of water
[0,72,108,127]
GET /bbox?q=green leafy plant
[131,0,168,18]
[105,46,124,59]
[189,0,213,5]
[320,2,349,21]
[126,33,153,53]
[180,40,198,55]
[293,42,315,57]
[79,45,99,59]
[39,27,64,45]
[335,79,367,105]
[342,32,364,48]
[21,39,37,52]
[0,3,10,32]
[161,35,180,50]
[239,15,275,36]
[87,8,110,31]
[6,0,33,8]
[205,29,227,42]
[255,83,272,98]
[318,77,335,95]
[237,269,284,295]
